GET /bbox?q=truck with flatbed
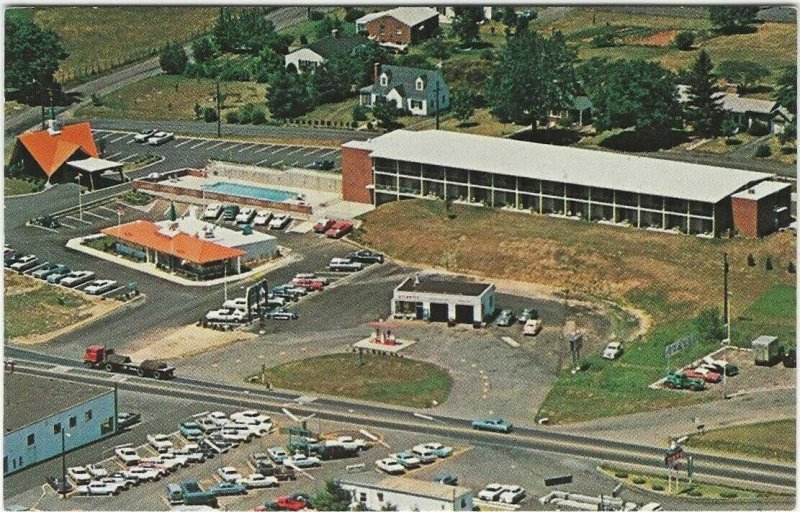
[84,345,175,380]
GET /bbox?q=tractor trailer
[84,345,175,379]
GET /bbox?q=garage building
[340,474,474,511]
[392,274,495,323]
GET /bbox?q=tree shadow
[510,127,582,146]
[600,129,689,152]
[456,121,478,128]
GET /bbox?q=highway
[7,347,795,491]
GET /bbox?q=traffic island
[353,320,416,354]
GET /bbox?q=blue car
[46,266,71,284]
[471,416,513,433]
[209,481,247,496]
[433,474,458,486]
[180,421,203,440]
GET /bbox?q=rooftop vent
[46,119,61,135]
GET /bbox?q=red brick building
[731,181,793,237]
[356,7,439,46]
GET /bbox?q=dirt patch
[10,299,124,345]
[724,348,796,395]
[126,324,257,361]
[628,29,677,47]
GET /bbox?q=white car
[77,481,120,496]
[10,255,38,271]
[283,453,320,468]
[158,452,190,468]
[232,417,271,436]
[602,342,624,360]
[333,436,368,451]
[99,476,133,491]
[230,409,271,424]
[522,318,542,336]
[390,452,421,468]
[375,458,405,475]
[115,447,141,465]
[125,466,161,482]
[217,466,243,482]
[203,203,223,219]
[236,207,256,224]
[478,484,508,501]
[133,128,158,142]
[268,214,291,230]
[222,297,250,312]
[68,466,92,484]
[205,308,246,322]
[410,445,436,464]
[221,425,256,442]
[86,463,109,478]
[83,279,118,295]
[499,486,526,504]
[253,210,273,225]
[174,443,205,463]
[207,411,230,426]
[60,270,95,288]
[421,442,453,458]
[147,131,174,145]
[147,434,174,453]
[237,473,279,489]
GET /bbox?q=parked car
[269,214,291,230]
[313,218,335,233]
[238,473,279,489]
[257,464,297,481]
[236,207,256,224]
[410,445,436,464]
[99,476,133,492]
[83,279,118,295]
[67,466,93,484]
[46,476,74,494]
[109,471,139,487]
[375,457,405,475]
[390,451,421,469]
[210,481,247,496]
[217,466,243,483]
[77,481,120,496]
[154,452,190,470]
[421,442,453,458]
[265,308,298,320]
[221,205,240,221]
[233,418,271,436]
[207,411,230,426]
[478,484,508,501]
[134,128,158,143]
[331,436,368,451]
[495,309,515,326]
[253,210,273,225]
[174,443,206,463]
[203,203,224,220]
[685,367,722,383]
[347,250,385,264]
[701,356,740,376]
[266,495,311,511]
[222,297,251,312]
[291,278,325,291]
[180,421,204,440]
[472,416,513,433]
[433,474,458,486]
[325,220,353,239]
[115,447,141,465]
[32,263,67,280]
[327,257,364,272]
[500,486,526,504]
[602,342,624,360]
[231,409,270,424]
[10,255,39,272]
[267,446,289,463]
[60,270,95,287]
[282,453,320,468]
[86,463,109,479]
[147,131,174,145]
[517,308,538,323]
[205,308,246,323]
[125,466,161,482]
[522,318,542,336]
[218,427,252,444]
[307,159,334,171]
[147,434,174,453]
[46,266,72,283]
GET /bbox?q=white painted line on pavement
[126,138,136,144]
[284,146,306,156]
[65,215,93,225]
[226,143,243,151]
[97,206,119,215]
[253,145,272,153]
[28,224,59,233]
[110,134,128,143]
[238,144,258,152]
[270,146,289,154]
[207,141,227,150]
[316,149,339,159]
[117,154,139,162]
[272,160,284,166]
[501,336,520,348]
[57,220,77,229]
[359,429,390,448]
[255,158,273,165]
[174,138,195,148]
[413,413,435,421]
[100,286,125,297]
[106,151,123,159]
[84,210,110,221]
[190,140,212,149]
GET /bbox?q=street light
[722,291,732,399]
[60,429,71,499]
[74,174,83,221]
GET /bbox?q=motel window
[53,423,61,435]
[27,433,35,446]
[377,492,384,502]
[69,416,77,428]
[85,410,93,422]
[359,492,367,503]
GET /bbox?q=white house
[359,64,450,116]
[284,33,369,74]
[340,475,474,511]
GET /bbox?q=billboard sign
[246,279,269,319]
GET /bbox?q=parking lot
[91,129,342,179]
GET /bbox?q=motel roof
[103,220,245,264]
[340,474,472,501]
[16,122,99,177]
[396,275,492,297]
[731,180,792,201]
[346,130,775,204]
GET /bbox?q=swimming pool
[202,182,296,202]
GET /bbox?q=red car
[268,495,310,511]
[325,221,354,239]
[313,218,335,233]
[684,368,722,383]
[292,278,325,291]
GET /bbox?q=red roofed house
[10,121,99,184]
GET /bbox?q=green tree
[673,31,695,50]
[350,43,390,86]
[266,70,312,119]
[313,481,351,511]
[394,54,435,69]
[695,308,725,342]
[579,58,681,133]
[420,38,453,60]
[5,15,68,103]
[685,50,723,137]
[308,55,353,105]
[371,98,399,129]
[315,15,344,40]
[451,7,484,47]
[344,7,366,23]
[501,7,518,35]
[591,32,616,48]
[779,117,796,145]
[716,60,771,92]
[486,30,576,127]
[213,7,237,52]
[159,43,188,75]
[248,48,283,83]
[720,117,739,138]
[773,65,797,115]
[192,36,218,64]
[708,7,759,34]
[451,87,476,124]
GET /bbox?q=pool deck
[178,175,335,209]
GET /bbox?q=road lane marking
[57,220,77,229]
[65,215,93,225]
[29,224,59,233]
[98,206,119,215]
[84,210,110,221]
[316,149,339,159]
[255,158,273,165]
[190,140,212,149]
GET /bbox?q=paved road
[8,362,796,491]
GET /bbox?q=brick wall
[731,196,760,237]
[364,15,439,45]
[341,146,373,204]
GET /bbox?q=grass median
[250,353,453,409]
[686,418,795,463]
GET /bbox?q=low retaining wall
[207,161,341,194]
[133,179,313,214]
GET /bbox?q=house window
[27,433,35,446]
[416,78,424,91]
[461,498,467,509]
[379,24,386,35]
[380,74,388,87]
[396,29,402,35]
[377,493,384,502]
[410,100,423,110]
[359,492,367,503]
[84,410,93,422]
[69,416,77,428]
[53,423,61,435]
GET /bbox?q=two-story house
[359,64,450,116]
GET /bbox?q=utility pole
[216,80,222,138]
[60,427,67,499]
[722,252,729,325]
[435,81,440,130]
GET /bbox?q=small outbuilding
[391,274,495,324]
[752,335,782,366]
[340,474,473,511]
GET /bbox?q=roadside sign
[664,446,685,467]
[687,456,694,477]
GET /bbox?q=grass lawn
[354,199,795,422]
[298,96,360,125]
[686,418,795,463]
[12,7,218,83]
[765,136,797,166]
[76,75,268,122]
[694,134,757,154]
[281,8,353,45]
[733,284,796,348]
[600,465,775,498]
[255,353,453,408]
[5,177,43,196]
[5,272,92,339]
